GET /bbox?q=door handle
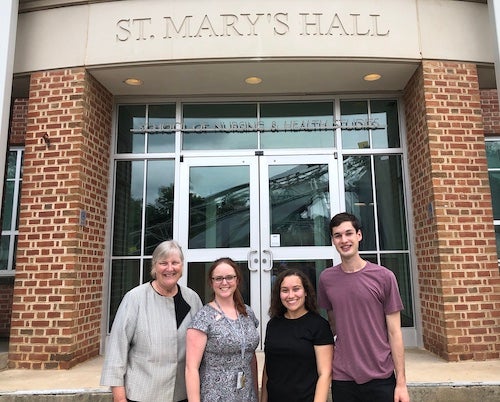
[247,250,259,272]
[262,249,273,272]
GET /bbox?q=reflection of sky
[147,161,174,202]
[127,160,175,203]
[130,161,144,201]
[341,112,387,149]
[190,166,249,197]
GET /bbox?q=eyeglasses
[211,275,237,283]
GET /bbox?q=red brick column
[404,61,500,361]
[8,68,113,369]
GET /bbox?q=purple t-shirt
[318,261,404,384]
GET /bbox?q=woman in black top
[261,269,334,402]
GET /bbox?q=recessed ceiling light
[245,76,262,85]
[124,78,143,86]
[363,73,381,82]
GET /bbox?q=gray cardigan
[100,282,203,402]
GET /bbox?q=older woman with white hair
[101,240,202,402]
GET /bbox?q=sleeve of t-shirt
[313,315,335,345]
[317,271,332,310]
[384,269,404,315]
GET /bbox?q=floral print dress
[189,304,260,402]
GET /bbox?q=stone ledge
[0,384,499,402]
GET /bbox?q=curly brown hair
[268,269,319,318]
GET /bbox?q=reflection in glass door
[179,155,339,344]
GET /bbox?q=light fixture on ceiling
[245,76,262,85]
[124,78,144,86]
[363,73,381,82]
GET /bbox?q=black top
[264,311,334,402]
[150,282,191,328]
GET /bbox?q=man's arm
[386,311,410,402]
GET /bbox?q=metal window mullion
[140,159,148,282]
[370,154,382,265]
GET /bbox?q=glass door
[178,154,340,344]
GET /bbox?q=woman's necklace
[213,298,247,389]
[151,280,177,297]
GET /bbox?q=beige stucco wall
[13,0,494,74]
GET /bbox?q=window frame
[0,147,24,275]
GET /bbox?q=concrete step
[1,384,500,402]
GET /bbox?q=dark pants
[331,373,396,402]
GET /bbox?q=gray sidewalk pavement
[0,348,500,393]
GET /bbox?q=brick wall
[0,99,28,340]
[480,89,500,135]
[404,61,500,361]
[9,98,28,145]
[8,68,113,369]
[0,277,14,338]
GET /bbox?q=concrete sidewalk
[1,348,500,390]
[0,348,499,401]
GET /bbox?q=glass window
[112,159,175,255]
[109,259,141,330]
[340,100,369,149]
[260,102,335,149]
[374,155,408,250]
[269,164,330,246]
[343,155,376,250]
[110,99,411,329]
[144,160,175,254]
[188,165,250,248]
[381,253,413,327]
[485,139,500,258]
[371,100,400,148]
[344,153,412,326]
[147,104,176,153]
[182,103,258,150]
[340,99,400,149]
[116,105,146,154]
[0,148,23,272]
[116,104,176,154]
[112,161,145,256]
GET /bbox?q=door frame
[177,153,341,345]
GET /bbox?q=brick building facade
[1,1,499,369]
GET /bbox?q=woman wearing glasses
[186,257,260,402]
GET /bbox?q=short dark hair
[329,212,362,235]
[268,269,319,318]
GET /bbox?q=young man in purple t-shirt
[318,212,410,402]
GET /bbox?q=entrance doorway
[107,98,417,348]
[179,153,340,342]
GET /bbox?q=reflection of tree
[343,156,376,250]
[113,193,142,255]
[344,156,368,194]
[144,184,175,254]
[269,165,330,246]
[189,184,250,248]
[188,192,208,244]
